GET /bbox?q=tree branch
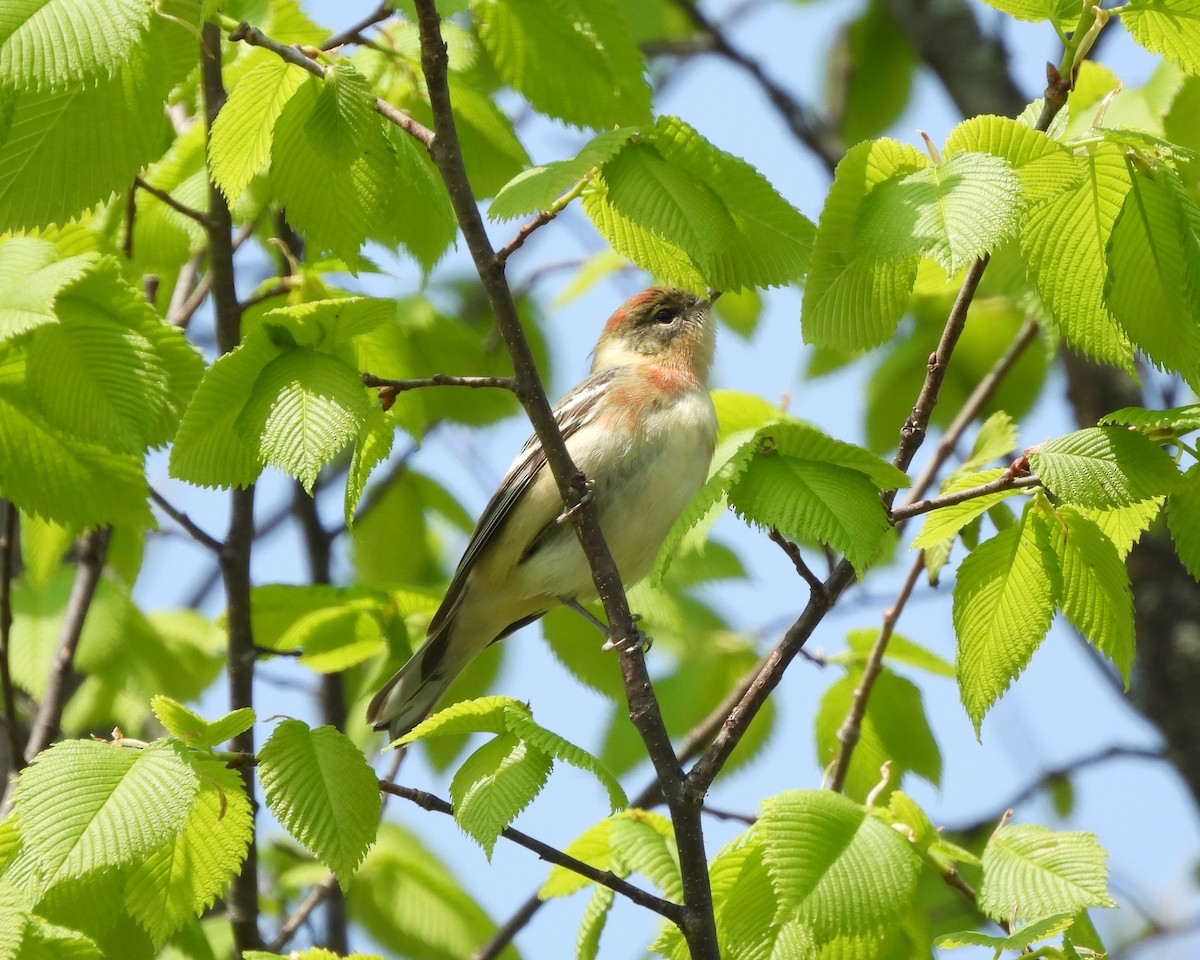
[268,874,340,952]
[0,503,23,773]
[890,472,1041,524]
[23,528,110,762]
[224,18,434,147]
[361,373,517,392]
[768,529,826,597]
[201,22,262,952]
[828,553,925,792]
[380,782,683,923]
[151,489,223,553]
[134,176,211,226]
[471,893,543,960]
[410,3,717,954]
[321,1,394,49]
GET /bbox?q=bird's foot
[559,598,652,652]
[556,482,596,526]
[601,627,653,653]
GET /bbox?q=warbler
[367,286,718,739]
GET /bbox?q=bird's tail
[366,629,454,743]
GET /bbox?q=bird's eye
[652,307,676,324]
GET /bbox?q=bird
[367,286,718,740]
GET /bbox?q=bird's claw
[601,627,653,654]
[556,487,595,526]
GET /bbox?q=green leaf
[1122,0,1200,75]
[1021,144,1135,369]
[1105,165,1200,389]
[834,0,916,145]
[0,384,151,529]
[123,755,253,946]
[838,628,956,677]
[757,789,921,937]
[960,411,1020,472]
[858,151,1025,274]
[237,347,370,492]
[398,695,516,745]
[911,468,1026,549]
[149,696,255,749]
[541,810,677,899]
[977,0,1079,26]
[1100,403,1200,435]
[953,508,1061,735]
[936,914,1075,950]
[209,51,309,204]
[1049,507,1135,685]
[1029,426,1180,508]
[450,733,553,858]
[979,824,1116,923]
[814,668,942,801]
[576,885,614,960]
[0,237,95,341]
[730,455,892,572]
[475,0,650,127]
[945,115,1083,202]
[586,116,814,292]
[345,403,394,525]
[270,64,396,263]
[0,6,196,231]
[0,0,155,92]
[489,127,639,220]
[12,739,198,881]
[257,720,382,887]
[169,330,283,488]
[1168,462,1200,580]
[801,138,927,350]
[501,706,627,811]
[261,296,396,348]
[1076,497,1162,558]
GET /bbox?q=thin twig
[23,528,111,762]
[268,874,340,952]
[380,782,683,923]
[668,0,842,172]
[321,1,393,49]
[151,489,223,553]
[361,373,517,393]
[239,282,294,312]
[768,529,826,596]
[225,19,434,147]
[891,473,1041,524]
[828,553,925,792]
[471,893,543,960]
[0,503,23,772]
[134,176,211,226]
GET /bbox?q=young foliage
[149,696,256,749]
[401,698,627,853]
[979,824,1117,923]
[257,720,382,887]
[1168,463,1200,580]
[1029,426,1180,508]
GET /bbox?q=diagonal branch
[0,503,24,773]
[409,3,718,955]
[381,781,683,922]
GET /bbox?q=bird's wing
[425,366,622,637]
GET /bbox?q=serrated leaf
[936,913,1075,950]
[262,297,397,349]
[397,695,514,744]
[961,411,1019,472]
[815,668,942,800]
[257,720,381,886]
[236,347,369,492]
[0,7,196,231]
[587,116,813,292]
[169,330,282,488]
[124,755,253,946]
[802,138,926,350]
[0,237,95,341]
[953,509,1061,735]
[945,115,1083,202]
[13,740,198,881]
[1169,462,1200,581]
[978,0,1079,25]
[858,151,1024,274]
[541,818,615,899]
[476,0,650,128]
[1029,426,1180,508]
[1050,507,1135,685]
[502,707,626,811]
[489,127,639,220]
[912,468,1026,549]
[840,628,956,677]
[1122,0,1200,74]
[757,789,921,937]
[576,884,614,960]
[608,814,681,900]
[1105,166,1200,389]
[345,404,394,525]
[979,824,1116,922]
[150,696,255,749]
[450,733,552,858]
[730,455,892,572]
[1100,403,1200,434]
[209,52,309,203]
[1022,144,1135,369]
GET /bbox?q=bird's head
[591,286,715,381]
